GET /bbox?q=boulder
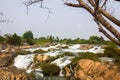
[0,52,14,67]
[79,44,95,50]
[36,54,49,62]
[75,59,120,80]
[0,66,31,80]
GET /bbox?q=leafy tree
[89,36,104,42]
[47,35,55,43]
[23,31,34,45]
[23,31,33,39]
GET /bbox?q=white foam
[14,54,35,69]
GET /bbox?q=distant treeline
[0,31,116,46]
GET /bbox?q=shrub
[104,46,120,57]
[33,49,47,53]
[42,63,60,76]
[0,36,5,43]
[62,52,75,56]
[71,52,100,68]
[6,33,23,45]
[29,71,36,80]
[16,50,32,55]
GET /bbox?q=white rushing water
[62,46,104,53]
[14,54,35,69]
[51,56,72,69]
[13,43,105,78]
[69,44,81,49]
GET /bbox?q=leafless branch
[101,0,108,10]
[0,12,11,23]
[94,18,120,45]
[23,0,52,15]
[65,2,83,7]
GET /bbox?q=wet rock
[75,59,120,80]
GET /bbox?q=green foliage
[23,31,33,39]
[105,41,116,47]
[42,63,60,76]
[71,52,100,68]
[35,37,51,45]
[0,36,5,43]
[103,46,120,66]
[29,71,36,80]
[26,38,35,45]
[47,35,55,43]
[59,36,106,44]
[104,46,120,57]
[6,33,23,45]
[23,31,34,45]
[60,52,75,56]
[89,36,104,42]
[33,49,47,53]
[16,50,32,55]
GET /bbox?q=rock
[36,54,49,62]
[75,59,120,80]
[80,44,95,50]
[63,67,71,77]
[0,52,14,67]
[0,66,31,80]
[0,43,7,51]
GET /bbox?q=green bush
[62,52,75,56]
[29,71,36,80]
[6,33,23,45]
[16,50,32,55]
[103,46,120,66]
[42,63,60,76]
[0,36,5,43]
[71,52,100,68]
[104,46,120,57]
[33,49,47,53]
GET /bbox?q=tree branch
[23,0,51,15]
[65,3,83,8]
[88,0,120,27]
[94,19,120,46]
[70,0,120,41]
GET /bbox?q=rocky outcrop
[63,67,71,77]
[35,54,49,62]
[75,59,120,80]
[0,52,15,67]
[0,66,31,80]
[79,44,95,50]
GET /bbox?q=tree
[23,0,120,46]
[23,31,34,45]
[89,36,104,42]
[23,31,33,39]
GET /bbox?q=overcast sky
[0,0,120,39]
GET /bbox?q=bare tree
[23,0,120,46]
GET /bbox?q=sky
[0,0,120,39]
